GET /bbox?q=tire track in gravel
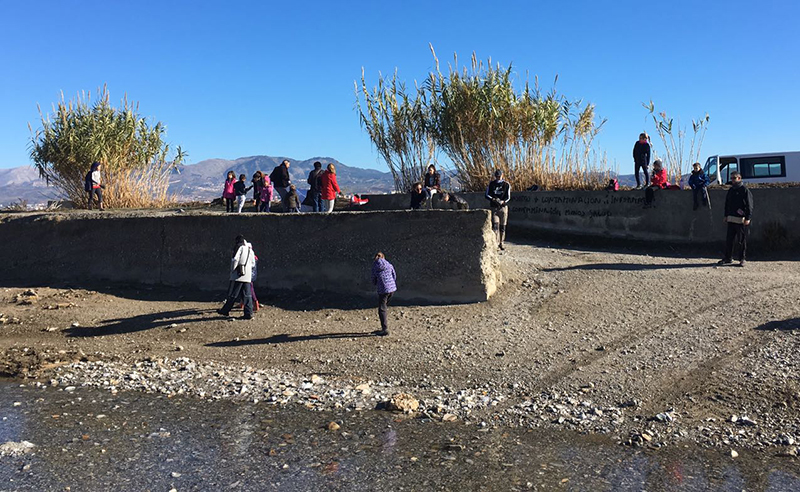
[529,271,798,395]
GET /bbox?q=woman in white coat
[217,235,256,319]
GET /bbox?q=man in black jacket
[718,172,753,267]
[633,133,651,189]
[307,161,324,212]
[486,169,512,250]
[270,160,292,211]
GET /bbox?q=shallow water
[0,380,798,491]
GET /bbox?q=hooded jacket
[285,189,301,209]
[688,170,709,189]
[371,258,397,295]
[650,168,669,188]
[230,240,256,282]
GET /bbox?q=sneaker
[499,244,505,251]
[373,329,389,336]
[216,309,230,317]
[242,314,253,320]
[737,260,746,267]
[717,259,732,265]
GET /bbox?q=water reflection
[0,381,798,491]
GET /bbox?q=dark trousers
[378,292,393,331]
[88,188,103,209]
[635,163,649,187]
[724,223,748,262]
[644,186,657,207]
[692,187,710,210]
[225,198,234,213]
[311,191,323,212]
[220,281,253,317]
[259,200,270,212]
[253,195,261,211]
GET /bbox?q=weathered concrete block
[0,210,499,304]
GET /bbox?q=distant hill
[0,156,395,207]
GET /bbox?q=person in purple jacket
[371,252,397,336]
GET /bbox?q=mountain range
[0,156,396,207]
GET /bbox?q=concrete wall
[0,210,499,304]
[363,188,800,248]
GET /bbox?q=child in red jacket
[644,160,669,208]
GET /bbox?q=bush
[29,86,186,209]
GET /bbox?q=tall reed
[29,86,186,208]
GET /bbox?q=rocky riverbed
[2,241,799,460]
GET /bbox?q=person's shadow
[65,309,206,337]
[206,331,378,347]
[754,317,800,332]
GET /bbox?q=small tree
[643,100,709,186]
[356,69,434,193]
[29,86,185,208]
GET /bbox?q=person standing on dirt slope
[217,235,256,319]
[718,171,753,267]
[371,252,397,337]
[270,160,292,211]
[633,132,651,189]
[486,169,512,250]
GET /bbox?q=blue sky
[1,0,798,174]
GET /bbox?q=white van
[703,151,800,185]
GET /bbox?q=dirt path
[2,242,799,452]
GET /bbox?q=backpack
[84,172,93,192]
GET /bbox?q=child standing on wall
[234,174,253,213]
[222,171,236,213]
[688,162,711,210]
[284,184,301,213]
[259,175,273,212]
[85,161,105,210]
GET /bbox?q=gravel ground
[1,241,799,457]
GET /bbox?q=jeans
[724,223,748,262]
[378,292,393,331]
[220,281,253,317]
[491,206,508,245]
[225,197,234,213]
[88,188,103,209]
[259,200,270,212]
[635,163,650,187]
[322,199,335,213]
[311,191,323,212]
[236,195,247,213]
[275,187,289,211]
[692,187,710,210]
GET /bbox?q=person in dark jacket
[233,174,253,213]
[269,160,292,211]
[251,171,265,211]
[284,184,301,212]
[718,172,753,267]
[371,252,397,336]
[688,162,711,210]
[410,182,426,209]
[423,164,441,204]
[85,161,105,210]
[633,133,651,189]
[307,161,324,212]
[486,169,512,250]
[441,191,470,210]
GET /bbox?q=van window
[741,156,786,178]
[704,156,717,179]
[719,157,739,183]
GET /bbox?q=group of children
[222,170,302,213]
[642,160,711,209]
